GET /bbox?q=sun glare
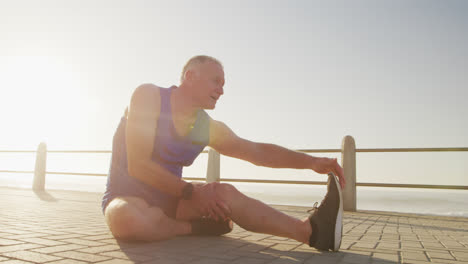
[1,55,85,148]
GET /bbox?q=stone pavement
[0,187,467,264]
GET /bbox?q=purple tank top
[102,86,210,212]
[152,86,210,176]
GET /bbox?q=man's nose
[217,86,224,96]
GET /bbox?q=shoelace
[306,184,332,214]
[307,174,338,214]
[307,202,319,213]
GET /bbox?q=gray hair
[180,55,223,83]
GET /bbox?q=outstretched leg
[196,173,342,251]
[215,184,312,244]
[176,183,311,243]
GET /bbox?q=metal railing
[1,136,467,211]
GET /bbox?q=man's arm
[208,119,319,170]
[126,84,186,197]
[208,119,345,188]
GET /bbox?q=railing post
[206,148,220,183]
[33,142,47,191]
[341,135,356,211]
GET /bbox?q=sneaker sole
[329,172,343,251]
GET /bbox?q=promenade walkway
[0,186,467,264]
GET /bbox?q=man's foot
[190,217,233,236]
[308,172,343,251]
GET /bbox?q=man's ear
[184,69,198,83]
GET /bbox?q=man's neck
[171,85,199,122]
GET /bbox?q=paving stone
[53,251,112,262]
[191,250,240,260]
[431,260,468,264]
[0,238,23,246]
[2,250,62,263]
[421,241,446,249]
[228,250,278,260]
[95,260,135,264]
[99,250,154,262]
[441,240,465,248]
[243,234,273,242]
[188,258,230,264]
[0,260,36,264]
[372,253,400,262]
[426,250,456,261]
[352,241,377,249]
[304,254,345,264]
[59,238,106,246]
[96,238,120,245]
[401,251,429,262]
[31,244,87,254]
[269,243,300,251]
[229,257,269,264]
[18,237,66,246]
[47,260,89,264]
[77,244,121,254]
[452,250,468,261]
[46,234,84,240]
[82,234,114,241]
[401,241,424,249]
[341,253,373,264]
[267,256,303,263]
[140,258,184,264]
[1,233,47,240]
[0,243,44,253]
[377,242,401,250]
[1,229,30,235]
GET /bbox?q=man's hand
[313,157,346,189]
[191,182,231,221]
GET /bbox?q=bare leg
[104,196,191,241]
[223,184,311,243]
[178,183,312,244]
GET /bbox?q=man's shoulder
[134,83,162,96]
[130,84,162,112]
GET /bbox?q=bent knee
[105,198,144,240]
[215,183,240,202]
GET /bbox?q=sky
[1,0,467,186]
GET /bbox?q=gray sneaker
[308,172,343,251]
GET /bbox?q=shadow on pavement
[115,236,399,263]
[33,190,58,202]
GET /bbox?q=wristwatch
[181,182,194,200]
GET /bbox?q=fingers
[335,169,345,190]
[199,207,209,218]
[204,201,228,221]
[210,202,226,221]
[333,158,346,190]
[207,205,219,221]
[216,200,231,218]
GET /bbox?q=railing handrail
[2,138,468,212]
[300,147,468,153]
[2,147,467,154]
[2,175,468,191]
[2,169,467,190]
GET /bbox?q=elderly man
[102,55,345,251]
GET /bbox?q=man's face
[189,61,225,109]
